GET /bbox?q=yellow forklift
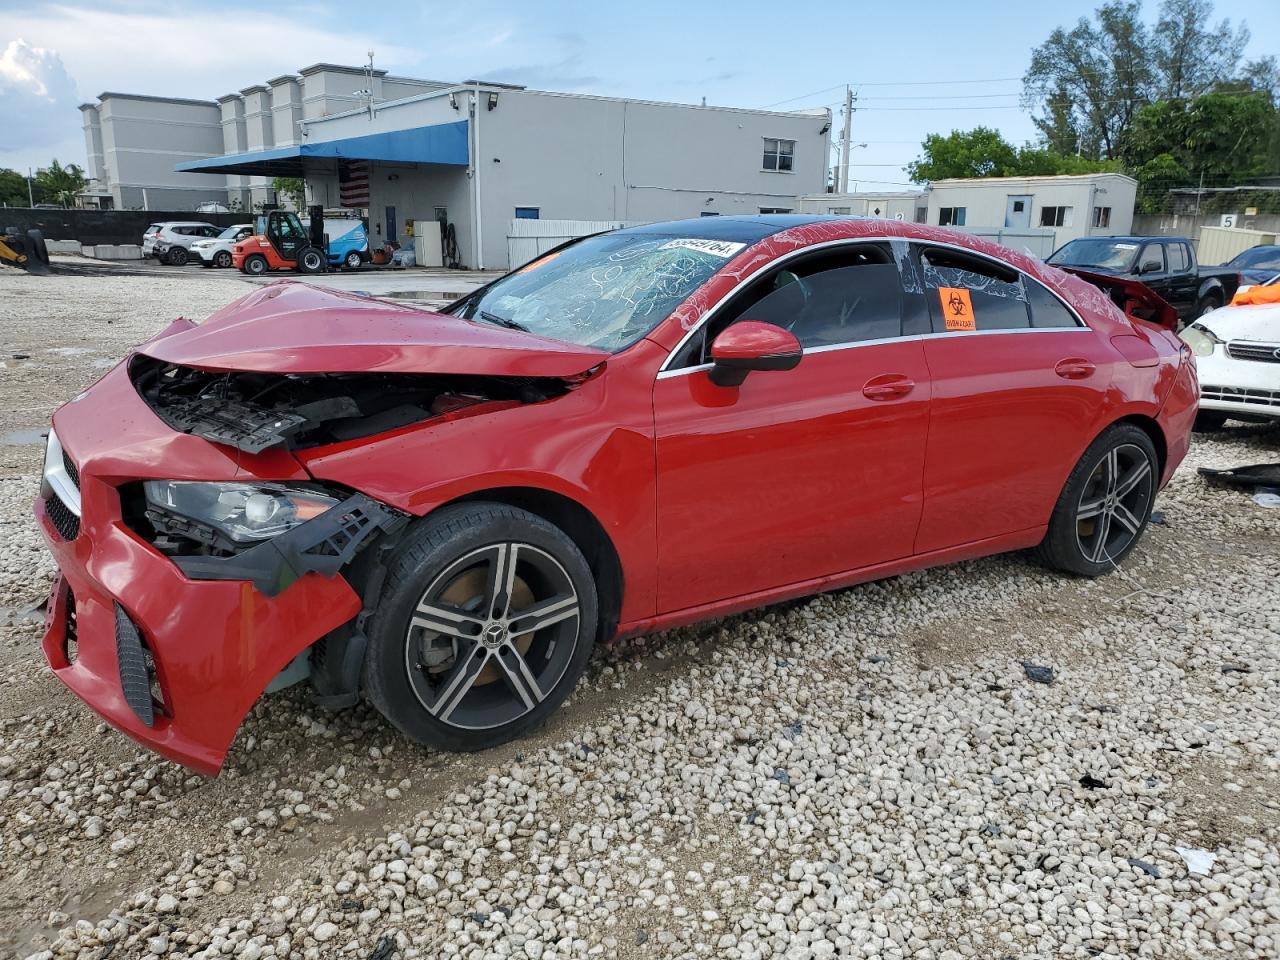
[1,227,51,275]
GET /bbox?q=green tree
[272,177,306,210]
[33,159,86,207]
[1023,0,1253,160]
[0,167,38,207]
[907,127,1019,182]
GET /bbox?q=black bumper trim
[114,603,155,728]
[171,493,409,598]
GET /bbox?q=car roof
[615,214,843,244]
[1063,235,1189,244]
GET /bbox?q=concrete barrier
[83,244,143,260]
[46,240,82,255]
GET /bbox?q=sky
[2,0,1278,184]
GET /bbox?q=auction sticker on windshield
[659,239,747,258]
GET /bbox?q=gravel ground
[1,268,1278,960]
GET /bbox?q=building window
[1092,206,1111,228]
[700,211,721,217]
[829,206,851,215]
[762,138,795,172]
[514,206,540,220]
[939,207,966,226]
[1039,206,1073,227]
[914,207,927,223]
[759,207,793,214]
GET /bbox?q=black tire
[213,250,233,269]
[1194,410,1228,432]
[242,254,268,276]
[363,503,598,752]
[296,246,325,274]
[1195,292,1222,318]
[344,250,363,270]
[26,229,50,265]
[166,246,189,266]
[1036,423,1159,577]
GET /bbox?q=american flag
[339,160,370,209]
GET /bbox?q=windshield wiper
[478,310,529,333]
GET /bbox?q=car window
[676,244,903,364]
[1139,244,1166,273]
[1168,243,1188,272]
[919,246,1029,332]
[1025,278,1082,328]
[202,226,222,237]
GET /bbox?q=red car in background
[35,216,1197,775]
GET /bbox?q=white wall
[798,192,926,220]
[925,175,1137,245]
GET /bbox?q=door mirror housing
[1139,259,1163,275]
[708,320,802,387]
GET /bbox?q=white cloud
[1,5,416,101]
[0,38,80,164]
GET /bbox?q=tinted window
[1168,243,1188,272]
[1026,278,1081,328]
[920,247,1029,332]
[701,245,902,355]
[1139,244,1166,273]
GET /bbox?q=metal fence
[506,219,641,269]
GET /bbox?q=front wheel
[1036,424,1159,577]
[363,503,598,752]
[241,254,268,276]
[344,250,363,270]
[296,246,325,274]
[213,250,233,269]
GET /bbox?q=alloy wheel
[1075,443,1154,565]
[404,542,581,730]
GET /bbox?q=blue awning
[176,120,469,176]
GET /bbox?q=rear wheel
[213,250,232,269]
[344,250,363,270]
[363,503,597,752]
[1036,424,1158,577]
[166,246,189,266]
[296,246,325,274]
[241,254,268,276]
[1195,292,1222,318]
[26,229,50,266]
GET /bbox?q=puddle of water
[44,347,96,356]
[0,427,46,445]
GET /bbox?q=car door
[268,212,303,261]
[911,243,1115,554]
[652,241,932,614]
[1164,242,1199,315]
[1135,241,1178,305]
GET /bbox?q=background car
[1224,244,1280,286]
[1181,275,1280,429]
[142,222,221,265]
[1047,235,1240,323]
[188,224,254,268]
[36,216,1196,775]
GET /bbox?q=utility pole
[27,168,34,207]
[838,86,854,194]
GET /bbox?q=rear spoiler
[1059,267,1179,330]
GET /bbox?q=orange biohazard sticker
[938,287,975,331]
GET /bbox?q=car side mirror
[1139,259,1162,275]
[708,320,802,387]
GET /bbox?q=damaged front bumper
[34,361,402,775]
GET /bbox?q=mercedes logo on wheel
[1272,346,1280,360]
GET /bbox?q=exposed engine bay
[129,354,574,454]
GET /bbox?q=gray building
[169,69,829,269]
[80,63,829,266]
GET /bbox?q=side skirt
[614,526,1046,641]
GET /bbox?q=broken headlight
[143,481,339,544]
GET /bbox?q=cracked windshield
[453,233,742,351]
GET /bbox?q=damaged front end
[129,353,574,454]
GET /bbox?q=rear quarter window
[1026,278,1083,328]
[918,246,1030,332]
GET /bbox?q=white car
[141,222,221,265]
[189,223,254,268]
[1181,278,1280,429]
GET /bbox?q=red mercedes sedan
[35,217,1196,774]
